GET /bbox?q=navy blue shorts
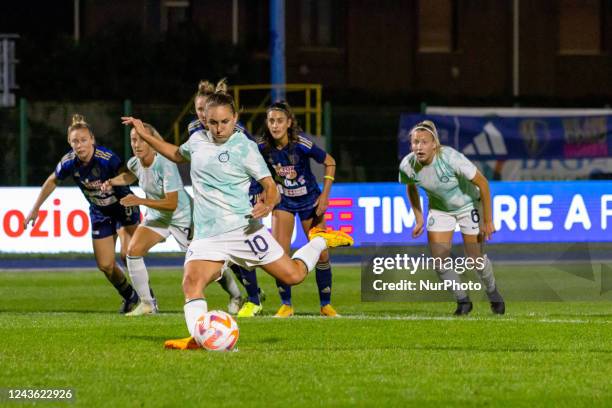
[249,193,262,207]
[274,204,317,222]
[90,205,140,239]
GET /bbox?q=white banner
[0,187,278,253]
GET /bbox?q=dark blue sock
[276,279,292,305]
[231,264,261,305]
[316,261,332,306]
[113,277,135,301]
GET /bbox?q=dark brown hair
[261,101,302,151]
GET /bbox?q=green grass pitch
[0,266,610,407]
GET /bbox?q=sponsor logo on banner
[519,119,551,157]
[462,122,508,156]
[2,183,611,252]
[562,117,608,158]
[398,113,612,161]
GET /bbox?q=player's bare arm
[24,172,59,229]
[252,176,279,219]
[406,183,424,238]
[470,170,495,241]
[121,116,187,164]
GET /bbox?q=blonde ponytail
[197,80,215,98]
[215,78,228,94]
[67,113,94,141]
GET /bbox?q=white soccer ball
[193,310,239,351]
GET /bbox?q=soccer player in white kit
[121,89,353,349]
[399,120,505,315]
[102,123,242,316]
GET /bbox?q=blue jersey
[55,145,136,219]
[188,119,263,202]
[259,134,327,211]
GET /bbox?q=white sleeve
[178,138,192,161]
[398,154,415,184]
[243,139,271,181]
[161,158,182,193]
[448,149,477,180]
[126,156,138,175]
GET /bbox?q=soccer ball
[193,310,239,351]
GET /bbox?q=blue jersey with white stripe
[259,134,327,211]
[55,145,134,215]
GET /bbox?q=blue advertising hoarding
[288,181,612,247]
[1,183,609,252]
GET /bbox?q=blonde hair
[67,114,94,142]
[196,80,215,98]
[410,120,441,155]
[205,78,237,115]
[215,77,228,94]
[141,122,162,140]
[196,78,228,99]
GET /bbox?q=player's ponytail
[196,80,215,98]
[215,78,228,94]
[71,114,87,127]
[67,113,94,142]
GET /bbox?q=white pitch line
[3,311,609,325]
[148,313,609,324]
[252,314,611,324]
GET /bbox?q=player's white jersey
[127,154,192,228]
[179,129,271,239]
[399,146,480,214]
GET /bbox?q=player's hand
[412,217,425,238]
[121,116,146,136]
[120,194,141,207]
[314,195,329,217]
[23,209,39,230]
[481,220,495,242]
[251,202,272,219]
[101,179,113,192]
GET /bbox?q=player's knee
[282,269,306,286]
[96,261,115,275]
[127,242,145,257]
[182,273,197,293]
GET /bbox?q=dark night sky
[0,1,73,37]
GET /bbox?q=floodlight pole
[74,0,80,43]
[270,0,286,102]
[232,0,239,45]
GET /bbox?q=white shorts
[185,225,285,269]
[142,222,192,251]
[426,205,482,235]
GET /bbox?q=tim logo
[324,198,354,234]
[462,122,508,156]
